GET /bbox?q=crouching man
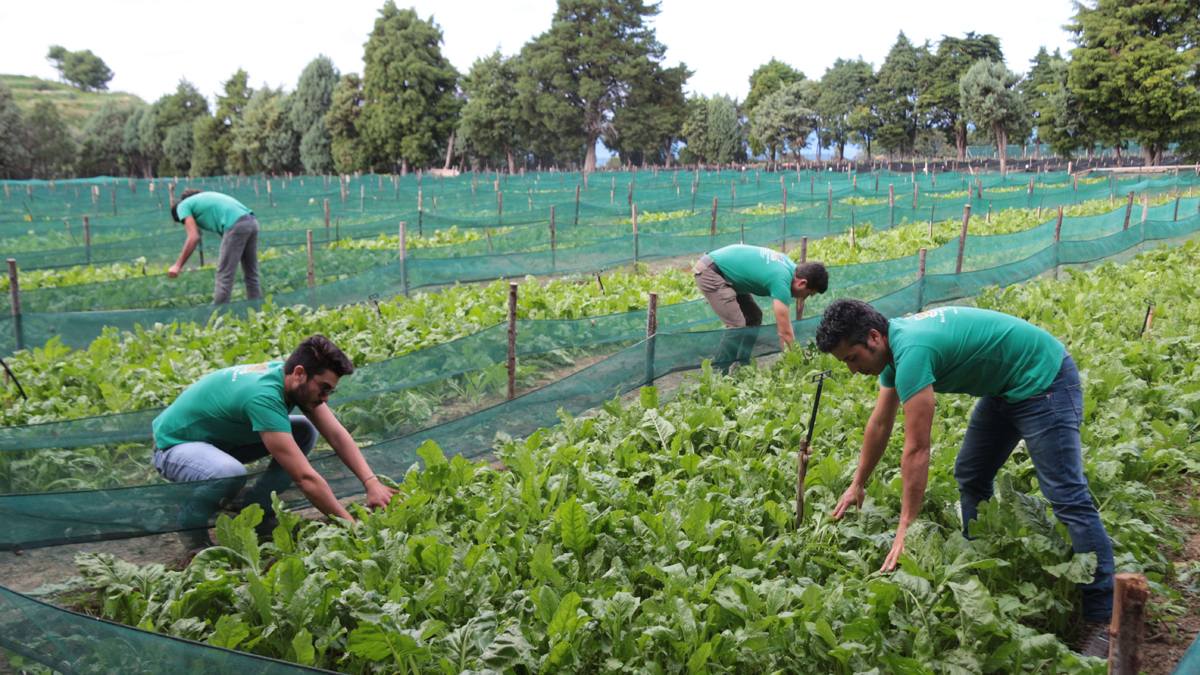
[152,335,399,548]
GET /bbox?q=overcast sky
[1,0,1078,158]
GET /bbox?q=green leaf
[530,543,564,586]
[640,386,659,409]
[556,498,595,554]
[206,615,249,650]
[480,622,533,669]
[417,438,448,468]
[546,592,583,638]
[1042,553,1098,585]
[537,585,561,626]
[290,628,315,666]
[686,641,714,675]
[420,542,454,577]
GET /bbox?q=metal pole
[507,283,518,400]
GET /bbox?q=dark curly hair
[285,335,355,377]
[815,299,889,353]
[795,261,829,293]
[169,189,204,223]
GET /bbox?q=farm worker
[815,299,1114,658]
[693,244,828,373]
[151,335,400,550]
[169,188,262,304]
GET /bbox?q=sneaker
[1072,620,1111,658]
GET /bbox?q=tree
[1039,58,1095,159]
[162,123,194,175]
[359,3,460,174]
[872,32,932,158]
[459,50,529,173]
[960,59,1030,174]
[24,100,75,178]
[816,58,874,162]
[1021,46,1063,155]
[79,101,133,176]
[918,32,1003,160]
[231,87,300,175]
[680,95,744,165]
[744,59,805,158]
[293,56,339,174]
[1067,0,1200,166]
[0,81,29,179]
[519,0,675,172]
[46,45,114,92]
[608,63,691,166]
[752,82,817,167]
[122,107,152,178]
[327,73,366,175]
[192,69,253,176]
[139,80,209,176]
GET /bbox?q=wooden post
[955,204,971,274]
[399,221,409,297]
[324,199,330,242]
[507,282,518,400]
[111,189,117,216]
[1108,573,1149,675]
[1174,195,1181,221]
[1142,304,1155,336]
[889,184,895,227]
[7,259,19,317]
[7,259,20,353]
[1054,206,1064,243]
[918,247,927,278]
[647,291,658,337]
[360,185,364,212]
[83,215,91,264]
[800,236,808,262]
[913,180,918,208]
[1123,191,1134,229]
[574,184,581,226]
[306,230,315,288]
[781,187,788,250]
[1141,192,1149,223]
[632,204,639,268]
[169,183,176,205]
[711,197,718,235]
[827,186,833,219]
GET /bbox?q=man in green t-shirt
[170,189,261,304]
[152,335,399,548]
[693,244,828,372]
[815,299,1114,658]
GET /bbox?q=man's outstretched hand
[881,525,908,572]
[167,264,181,278]
[365,480,402,510]
[831,483,865,519]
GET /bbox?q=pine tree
[0,81,29,179]
[960,59,1030,174]
[293,56,339,174]
[359,3,460,174]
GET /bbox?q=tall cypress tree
[359,3,460,174]
[919,33,1003,161]
[1067,0,1200,165]
[293,56,339,175]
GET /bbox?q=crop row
[55,237,1200,675]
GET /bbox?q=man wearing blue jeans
[815,299,1114,658]
[152,335,399,550]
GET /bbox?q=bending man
[169,189,261,304]
[152,335,399,548]
[693,244,828,372]
[815,299,1113,657]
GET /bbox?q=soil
[1143,480,1200,675]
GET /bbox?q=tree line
[0,0,1196,181]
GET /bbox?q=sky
[1,0,1078,160]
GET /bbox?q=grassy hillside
[1,74,144,135]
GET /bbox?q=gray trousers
[214,214,261,304]
[694,256,761,372]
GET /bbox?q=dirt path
[1143,480,1200,674]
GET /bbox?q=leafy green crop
[68,239,1200,674]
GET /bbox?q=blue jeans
[956,354,1114,622]
[153,415,316,529]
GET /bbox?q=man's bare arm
[880,384,936,572]
[304,404,400,509]
[260,431,354,522]
[833,386,901,518]
[169,217,201,277]
[773,299,795,350]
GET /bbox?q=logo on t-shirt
[912,307,959,323]
[231,363,270,381]
[758,248,790,265]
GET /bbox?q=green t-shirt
[152,361,293,450]
[878,307,1065,403]
[175,192,253,235]
[707,245,797,303]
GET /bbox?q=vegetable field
[1,167,1199,675]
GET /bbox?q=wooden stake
[83,215,91,264]
[324,199,330,242]
[1108,573,1149,675]
[800,236,808,262]
[399,221,409,296]
[1054,206,1064,243]
[111,189,117,216]
[647,292,658,337]
[169,183,176,205]
[306,230,315,288]
[632,204,639,268]
[7,259,19,316]
[956,205,971,274]
[507,282,518,400]
[918,247,927,278]
[1123,191,1134,230]
[711,197,718,235]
